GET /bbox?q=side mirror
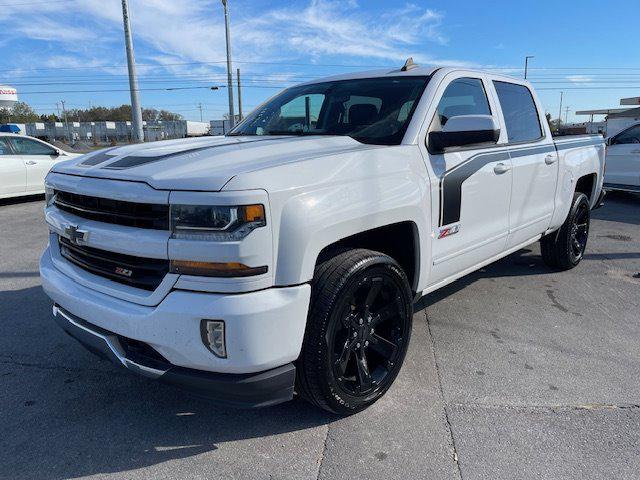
[429,115,500,153]
[52,149,61,156]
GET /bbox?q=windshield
[229,76,430,145]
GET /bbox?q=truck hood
[51,135,379,191]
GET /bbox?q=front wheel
[296,249,413,415]
[541,192,591,270]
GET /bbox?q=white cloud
[1,0,460,73]
[566,75,593,85]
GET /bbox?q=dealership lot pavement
[0,193,638,480]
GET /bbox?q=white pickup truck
[40,64,605,414]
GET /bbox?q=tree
[158,110,182,121]
[0,102,40,123]
[2,102,183,124]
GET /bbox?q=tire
[296,248,413,415]
[540,192,591,270]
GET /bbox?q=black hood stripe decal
[79,147,118,166]
[101,136,294,170]
[438,138,603,227]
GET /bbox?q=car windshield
[229,76,430,145]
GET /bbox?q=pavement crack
[314,423,330,480]
[424,310,464,480]
[448,402,640,412]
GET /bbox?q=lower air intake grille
[59,236,169,291]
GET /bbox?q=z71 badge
[114,267,133,277]
[438,224,460,239]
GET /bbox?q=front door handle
[494,163,511,174]
[25,160,37,165]
[630,149,640,154]
[544,154,557,165]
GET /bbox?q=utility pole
[60,100,72,144]
[198,103,203,122]
[121,0,144,142]
[564,106,570,125]
[524,55,534,79]
[221,0,235,128]
[236,68,243,121]
[557,91,563,132]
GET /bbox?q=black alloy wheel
[329,274,408,398]
[296,249,413,414]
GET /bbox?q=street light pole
[524,55,534,79]
[236,68,243,121]
[557,91,563,132]
[221,0,235,128]
[61,100,72,144]
[121,0,144,143]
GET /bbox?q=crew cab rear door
[420,73,512,285]
[490,80,558,248]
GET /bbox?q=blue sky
[1,0,639,123]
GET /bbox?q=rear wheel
[296,249,413,415]
[541,192,590,270]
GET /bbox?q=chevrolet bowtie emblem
[64,225,89,245]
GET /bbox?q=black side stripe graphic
[79,147,118,166]
[438,139,603,227]
[439,150,509,226]
[101,136,293,170]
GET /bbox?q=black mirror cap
[429,128,500,154]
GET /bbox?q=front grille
[55,190,169,230]
[59,236,169,291]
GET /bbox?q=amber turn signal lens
[242,204,265,223]
[170,260,268,277]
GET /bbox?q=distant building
[605,107,640,137]
[0,85,18,109]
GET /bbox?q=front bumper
[53,305,296,407]
[40,245,311,376]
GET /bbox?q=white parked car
[605,123,640,192]
[0,133,78,199]
[40,64,605,414]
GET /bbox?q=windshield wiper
[264,130,308,135]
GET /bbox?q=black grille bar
[55,190,169,230]
[59,236,169,291]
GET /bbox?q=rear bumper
[53,305,296,408]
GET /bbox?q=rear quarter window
[493,81,542,143]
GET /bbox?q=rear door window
[493,81,542,143]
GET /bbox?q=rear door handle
[494,163,511,174]
[544,154,557,165]
[630,149,640,154]
[25,160,37,165]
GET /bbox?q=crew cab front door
[606,124,640,188]
[422,75,512,286]
[0,137,26,198]
[9,137,60,193]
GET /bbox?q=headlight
[45,184,56,207]
[170,204,266,241]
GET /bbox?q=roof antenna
[401,57,417,71]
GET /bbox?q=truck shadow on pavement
[415,247,550,311]
[0,286,334,480]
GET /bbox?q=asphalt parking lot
[0,193,638,480]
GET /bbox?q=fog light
[201,320,226,358]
